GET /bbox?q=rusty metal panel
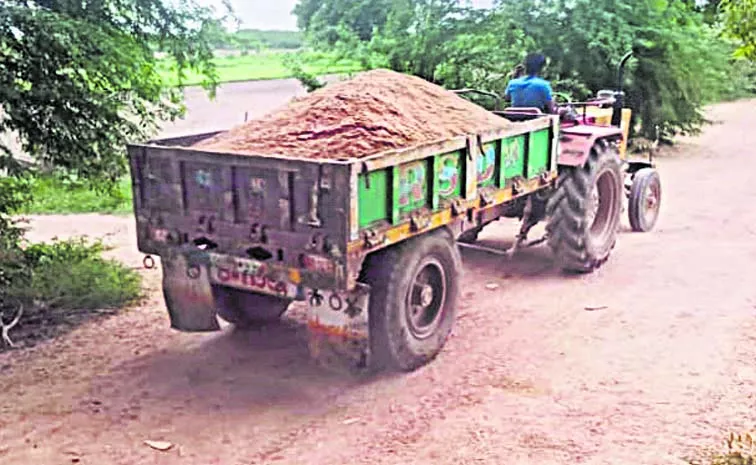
[142,152,183,213]
[306,283,371,371]
[233,165,294,228]
[181,160,232,221]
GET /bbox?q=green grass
[157,51,363,87]
[0,237,142,350]
[22,238,142,311]
[20,175,133,215]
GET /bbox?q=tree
[294,0,746,139]
[294,0,394,46]
[0,0,233,181]
[0,1,233,341]
[494,0,738,138]
[721,0,756,59]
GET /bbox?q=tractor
[453,52,662,260]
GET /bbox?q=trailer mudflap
[306,283,371,370]
[161,249,221,332]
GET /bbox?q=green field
[158,51,363,87]
[20,175,133,215]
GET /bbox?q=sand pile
[194,69,513,160]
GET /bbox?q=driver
[504,53,556,114]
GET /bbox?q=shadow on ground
[0,305,127,354]
[79,318,380,422]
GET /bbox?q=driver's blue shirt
[505,76,553,112]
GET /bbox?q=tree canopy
[295,0,754,139]
[722,0,756,59]
[0,0,231,181]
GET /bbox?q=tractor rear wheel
[628,168,662,232]
[213,286,291,328]
[546,140,623,273]
[360,229,461,372]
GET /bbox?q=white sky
[198,0,497,31]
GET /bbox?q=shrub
[21,238,141,311]
[1,180,141,348]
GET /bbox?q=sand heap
[194,69,513,160]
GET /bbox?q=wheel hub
[643,181,661,224]
[414,284,434,308]
[406,259,447,340]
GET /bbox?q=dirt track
[2,99,756,464]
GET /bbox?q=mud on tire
[360,228,462,372]
[546,140,623,273]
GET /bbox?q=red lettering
[274,282,287,296]
[218,268,231,282]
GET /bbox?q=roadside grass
[20,174,132,215]
[1,237,142,351]
[157,50,363,86]
[22,238,142,311]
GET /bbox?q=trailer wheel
[213,286,291,327]
[360,229,462,372]
[628,168,662,232]
[546,140,623,273]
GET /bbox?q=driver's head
[525,53,547,76]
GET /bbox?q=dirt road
[159,76,343,138]
[3,99,756,465]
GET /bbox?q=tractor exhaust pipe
[611,51,634,127]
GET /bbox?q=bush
[21,238,141,311]
[1,236,142,348]
[1,175,141,348]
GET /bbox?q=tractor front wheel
[546,140,623,273]
[360,229,462,372]
[628,168,662,232]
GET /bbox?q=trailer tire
[546,140,623,273]
[360,229,462,372]
[628,168,662,232]
[213,286,291,328]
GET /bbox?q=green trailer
[128,106,624,372]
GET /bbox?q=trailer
[127,76,631,372]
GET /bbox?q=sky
[198,0,497,31]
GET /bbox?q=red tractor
[454,52,662,260]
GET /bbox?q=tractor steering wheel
[553,92,574,105]
[553,92,579,122]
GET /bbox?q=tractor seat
[495,107,544,122]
